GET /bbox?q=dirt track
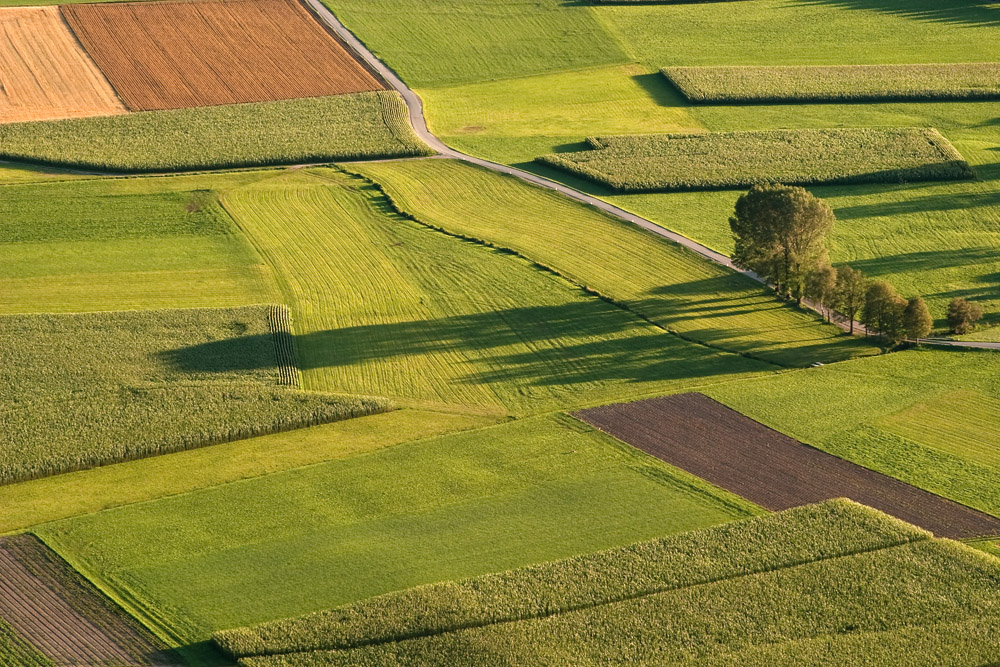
[575,393,1000,539]
[63,0,384,111]
[0,535,175,665]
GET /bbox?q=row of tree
[729,183,984,348]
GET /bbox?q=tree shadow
[631,72,691,108]
[844,247,999,278]
[796,0,1000,28]
[161,301,755,389]
[834,189,1000,219]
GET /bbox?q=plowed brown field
[575,393,1000,539]
[62,0,385,111]
[0,535,177,665]
[0,7,125,123]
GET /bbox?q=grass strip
[0,92,430,173]
[215,499,928,657]
[537,128,973,192]
[664,63,1000,104]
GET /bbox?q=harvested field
[0,7,125,123]
[537,128,973,192]
[574,393,1000,539]
[62,0,384,111]
[664,63,1000,104]
[0,534,175,665]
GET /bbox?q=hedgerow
[537,128,974,192]
[0,92,430,173]
[238,538,1000,666]
[0,306,390,484]
[215,500,927,658]
[663,63,1000,104]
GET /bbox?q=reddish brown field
[62,0,385,111]
[0,535,176,665]
[575,393,1000,539]
[0,7,125,123]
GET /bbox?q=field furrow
[62,0,383,111]
[0,7,124,123]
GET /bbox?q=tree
[862,280,907,346]
[730,184,835,303]
[805,263,837,321]
[947,297,984,334]
[833,265,866,334]
[902,297,933,342]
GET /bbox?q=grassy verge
[216,500,924,657]
[538,129,973,192]
[0,92,429,172]
[0,306,389,484]
[664,63,1000,104]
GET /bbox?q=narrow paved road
[308,0,994,352]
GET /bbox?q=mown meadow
[35,415,758,657]
[350,159,876,366]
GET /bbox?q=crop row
[663,63,1000,104]
[215,499,928,657]
[238,537,1000,666]
[0,619,50,667]
[537,128,974,192]
[0,307,390,485]
[0,92,431,173]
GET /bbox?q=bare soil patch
[0,7,125,123]
[0,534,176,665]
[575,393,1000,539]
[62,0,385,111]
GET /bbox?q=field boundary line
[303,0,999,353]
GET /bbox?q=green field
[663,63,1000,104]
[539,129,973,192]
[0,306,388,484]
[0,174,281,313]
[221,168,771,413]
[35,415,757,653]
[0,620,50,667]
[216,500,925,657]
[0,92,428,173]
[702,348,1000,518]
[0,410,494,533]
[324,0,629,88]
[218,501,1000,666]
[349,159,876,366]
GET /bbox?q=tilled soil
[575,393,1000,539]
[0,534,177,665]
[63,0,385,111]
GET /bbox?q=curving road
[306,0,998,352]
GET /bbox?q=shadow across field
[834,189,1000,219]
[162,300,762,389]
[799,0,1000,28]
[845,247,999,280]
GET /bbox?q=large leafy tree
[730,183,835,302]
[862,280,907,346]
[902,297,933,341]
[833,266,867,334]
